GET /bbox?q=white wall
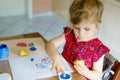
[98,0,120,61]
[0,0,26,17]
[52,0,73,21]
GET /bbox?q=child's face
[72,20,97,42]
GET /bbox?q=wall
[0,0,26,17]
[32,0,53,15]
[98,0,120,61]
[52,0,73,21]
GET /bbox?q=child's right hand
[51,56,66,75]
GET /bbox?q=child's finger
[74,65,81,71]
[74,65,83,74]
[51,65,55,71]
[61,67,66,76]
[56,67,60,74]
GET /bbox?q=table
[0,32,86,80]
[0,32,43,80]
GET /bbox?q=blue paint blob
[60,73,71,79]
[29,47,37,51]
[30,58,34,62]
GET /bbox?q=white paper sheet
[9,53,73,80]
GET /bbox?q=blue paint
[30,58,34,62]
[60,73,71,79]
[36,64,47,69]
[0,44,9,59]
[29,47,37,51]
[36,57,52,69]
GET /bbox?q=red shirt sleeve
[93,45,110,62]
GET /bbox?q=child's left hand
[74,64,89,75]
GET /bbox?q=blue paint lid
[0,44,9,59]
[60,74,71,79]
[58,72,71,80]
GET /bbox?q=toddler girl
[45,0,110,80]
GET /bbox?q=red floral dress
[62,27,110,76]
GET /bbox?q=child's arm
[45,34,66,74]
[74,55,105,80]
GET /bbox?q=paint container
[58,72,72,80]
[0,73,11,80]
[0,44,9,59]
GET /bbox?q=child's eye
[75,28,79,29]
[84,28,90,31]
[74,27,79,30]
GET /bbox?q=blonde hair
[69,0,104,27]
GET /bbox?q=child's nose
[78,29,84,36]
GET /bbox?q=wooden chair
[101,53,120,80]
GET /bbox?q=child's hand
[51,56,65,75]
[74,60,89,75]
[74,63,89,75]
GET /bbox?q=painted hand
[51,56,65,75]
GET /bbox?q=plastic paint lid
[60,74,71,79]
[58,72,71,80]
[0,73,11,80]
[0,44,9,59]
